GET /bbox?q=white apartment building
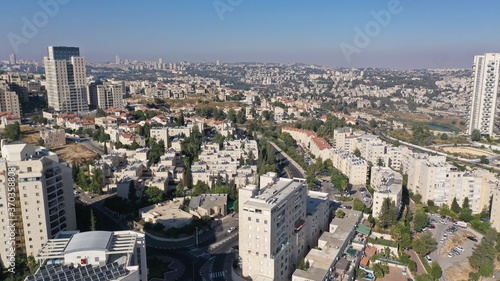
[150,127,169,145]
[239,174,307,281]
[0,80,21,115]
[96,81,124,110]
[29,230,148,281]
[333,127,363,152]
[44,46,89,113]
[407,153,498,213]
[370,166,403,218]
[468,53,500,136]
[330,149,368,186]
[0,141,76,267]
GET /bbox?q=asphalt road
[268,141,305,178]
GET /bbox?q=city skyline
[1,1,500,69]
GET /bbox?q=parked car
[467,236,478,242]
[455,246,464,252]
[440,238,445,244]
[425,255,432,263]
[227,227,236,233]
[448,252,454,258]
[428,224,436,229]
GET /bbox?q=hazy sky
[2,0,499,69]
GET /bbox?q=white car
[227,227,236,233]
[425,255,432,264]
[455,246,464,252]
[448,252,454,258]
[440,238,445,244]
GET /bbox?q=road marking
[209,271,225,278]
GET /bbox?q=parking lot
[426,214,482,271]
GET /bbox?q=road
[268,141,305,178]
[80,139,105,155]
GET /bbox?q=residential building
[40,128,66,148]
[150,127,169,145]
[0,141,76,267]
[96,81,124,110]
[330,149,368,186]
[189,194,227,218]
[370,166,403,218]
[407,153,498,213]
[44,46,89,113]
[0,80,21,115]
[29,230,147,281]
[139,198,193,229]
[467,53,500,136]
[490,187,500,231]
[238,174,307,281]
[292,209,362,281]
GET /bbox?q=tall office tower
[9,53,16,65]
[44,46,89,113]
[0,141,76,267]
[115,55,121,65]
[239,173,307,281]
[0,81,21,115]
[96,81,124,110]
[468,53,500,136]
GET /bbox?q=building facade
[96,81,124,110]
[0,141,76,267]
[44,46,89,113]
[239,174,307,281]
[468,53,500,136]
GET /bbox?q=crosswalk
[209,271,225,278]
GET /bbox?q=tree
[2,121,21,141]
[71,162,80,180]
[90,209,97,231]
[412,124,433,146]
[144,186,164,204]
[471,129,481,141]
[36,138,45,146]
[96,108,107,117]
[335,209,346,218]
[369,118,377,128]
[440,133,448,141]
[352,198,364,211]
[430,261,442,280]
[412,232,437,256]
[469,229,497,277]
[451,197,461,214]
[128,180,137,204]
[185,167,193,189]
[462,197,470,209]
[354,148,361,157]
[130,140,141,150]
[377,157,384,167]
[103,142,108,154]
[413,208,429,232]
[373,263,389,278]
[480,155,490,164]
[378,197,397,228]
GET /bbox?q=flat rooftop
[245,178,303,210]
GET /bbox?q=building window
[248,217,251,221]
[256,219,259,223]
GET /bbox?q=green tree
[128,180,137,203]
[430,261,442,280]
[462,197,470,209]
[90,209,97,231]
[354,148,361,157]
[335,209,346,218]
[440,133,448,141]
[412,124,433,146]
[451,197,461,214]
[2,121,21,141]
[130,140,141,149]
[469,229,497,277]
[144,186,164,204]
[378,197,397,228]
[71,162,80,180]
[412,232,437,256]
[373,263,389,278]
[471,129,481,141]
[185,167,193,189]
[353,198,365,211]
[413,208,430,232]
[480,155,490,164]
[377,157,384,167]
[36,138,45,146]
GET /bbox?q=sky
[1,0,500,69]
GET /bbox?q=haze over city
[2,0,500,69]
